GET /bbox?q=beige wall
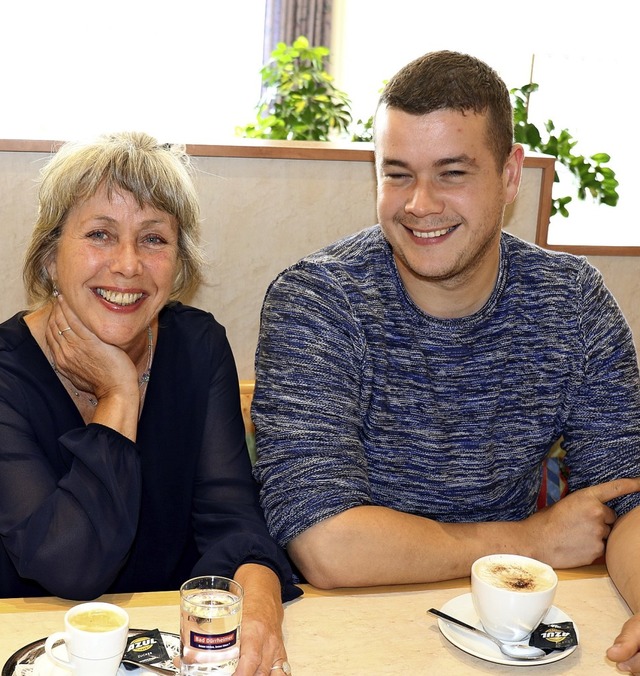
[190,153,377,377]
[0,146,637,378]
[588,256,640,344]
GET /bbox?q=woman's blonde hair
[23,131,205,306]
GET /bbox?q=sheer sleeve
[0,375,142,599]
[188,332,301,602]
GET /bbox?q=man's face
[374,105,522,316]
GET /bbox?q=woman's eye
[86,230,109,241]
[144,234,167,245]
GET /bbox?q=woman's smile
[94,287,147,309]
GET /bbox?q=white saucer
[2,630,180,675]
[31,644,130,675]
[435,593,579,667]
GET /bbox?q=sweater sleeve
[253,263,372,548]
[561,261,640,514]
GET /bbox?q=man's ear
[504,144,525,205]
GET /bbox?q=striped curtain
[263,0,333,64]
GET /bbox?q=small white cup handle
[44,631,73,670]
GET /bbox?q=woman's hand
[47,293,138,396]
[46,294,142,438]
[233,564,290,676]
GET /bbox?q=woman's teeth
[96,288,143,306]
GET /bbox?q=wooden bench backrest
[239,379,255,437]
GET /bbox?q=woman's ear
[45,258,58,294]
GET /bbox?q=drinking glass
[180,576,244,675]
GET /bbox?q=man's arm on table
[288,478,640,589]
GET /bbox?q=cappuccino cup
[471,554,557,642]
[44,601,129,675]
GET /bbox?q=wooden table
[0,565,630,674]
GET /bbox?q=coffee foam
[475,559,556,593]
[69,609,126,632]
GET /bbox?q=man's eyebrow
[379,155,479,170]
[379,158,410,169]
[434,154,478,168]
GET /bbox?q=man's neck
[397,246,501,319]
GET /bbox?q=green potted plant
[511,83,619,218]
[237,36,352,141]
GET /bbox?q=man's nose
[405,182,444,217]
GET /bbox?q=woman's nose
[109,241,143,276]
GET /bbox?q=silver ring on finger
[271,660,292,674]
[58,327,71,336]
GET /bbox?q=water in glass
[180,583,242,674]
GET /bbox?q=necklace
[138,325,154,386]
[55,326,154,408]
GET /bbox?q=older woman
[0,132,298,675]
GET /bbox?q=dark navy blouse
[0,303,300,601]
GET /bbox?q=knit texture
[253,226,640,547]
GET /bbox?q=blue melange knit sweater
[253,226,640,548]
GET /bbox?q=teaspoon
[427,608,547,660]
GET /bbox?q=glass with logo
[180,575,244,674]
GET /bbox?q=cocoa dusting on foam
[478,561,555,592]
[490,563,536,591]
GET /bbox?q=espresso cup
[471,553,557,642]
[44,601,129,676]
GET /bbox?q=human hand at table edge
[232,563,289,676]
[606,614,640,674]
[524,477,640,569]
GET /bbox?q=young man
[252,51,640,671]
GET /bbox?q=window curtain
[263,0,333,64]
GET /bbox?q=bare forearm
[92,388,141,442]
[604,507,640,671]
[289,481,640,589]
[606,506,640,613]
[288,505,535,588]
[234,563,283,620]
